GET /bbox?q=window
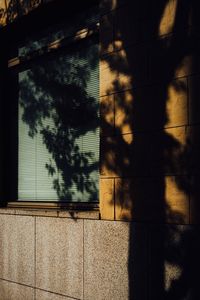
[5,4,99,205]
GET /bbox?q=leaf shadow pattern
[18,34,99,201]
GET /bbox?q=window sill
[0,202,100,220]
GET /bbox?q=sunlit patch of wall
[165,255,182,291]
[0,0,7,26]
[166,79,188,128]
[159,0,178,36]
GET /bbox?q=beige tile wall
[99,0,198,225]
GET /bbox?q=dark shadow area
[100,0,200,299]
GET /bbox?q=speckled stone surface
[84,220,131,300]
[0,215,35,285]
[36,289,74,300]
[58,210,99,219]
[0,280,34,300]
[0,209,16,214]
[16,209,58,217]
[36,217,83,299]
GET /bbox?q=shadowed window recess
[8,9,99,202]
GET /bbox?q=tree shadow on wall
[22,41,98,202]
[100,0,200,299]
[10,25,99,202]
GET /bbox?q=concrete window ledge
[0,207,100,220]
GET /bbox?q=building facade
[0,0,199,299]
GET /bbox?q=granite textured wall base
[0,210,199,300]
[84,220,130,300]
[36,217,83,299]
[0,280,34,300]
[35,290,72,300]
[0,215,35,286]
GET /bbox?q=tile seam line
[0,278,81,299]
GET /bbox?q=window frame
[0,0,100,210]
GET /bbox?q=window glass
[16,16,99,202]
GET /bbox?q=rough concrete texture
[0,215,35,285]
[36,217,83,299]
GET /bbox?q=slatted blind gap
[18,39,99,202]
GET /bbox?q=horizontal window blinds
[18,41,99,202]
